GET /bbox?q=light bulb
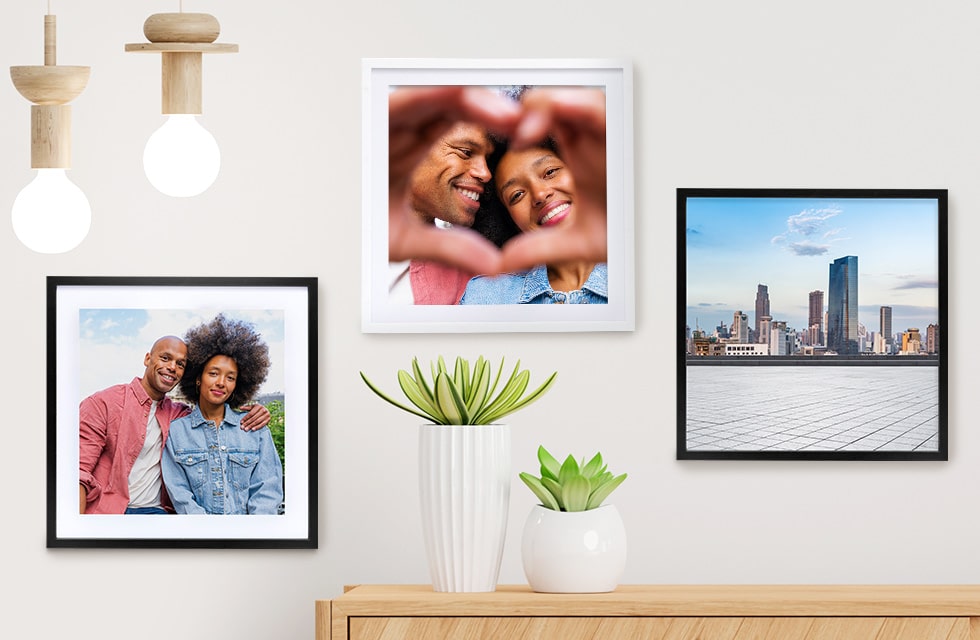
[11,169,91,254]
[143,114,221,197]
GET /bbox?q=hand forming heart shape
[387,86,608,277]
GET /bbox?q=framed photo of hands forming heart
[362,58,634,333]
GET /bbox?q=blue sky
[685,196,941,336]
[78,308,285,399]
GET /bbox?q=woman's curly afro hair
[179,314,270,407]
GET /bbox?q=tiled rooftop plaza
[685,365,940,452]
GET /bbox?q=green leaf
[519,472,561,511]
[360,371,439,423]
[470,355,485,387]
[466,358,491,415]
[484,357,506,404]
[580,452,604,479]
[483,370,558,424]
[472,361,522,423]
[454,356,468,399]
[586,473,627,510]
[541,477,565,510]
[489,360,525,401]
[411,358,435,405]
[537,445,561,482]
[396,369,444,423]
[434,371,468,425]
[558,454,580,485]
[561,474,591,512]
[593,471,613,486]
[477,369,530,424]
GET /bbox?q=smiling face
[196,354,238,413]
[141,337,187,401]
[408,122,494,228]
[495,147,576,233]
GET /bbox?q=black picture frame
[678,189,947,461]
[47,276,318,548]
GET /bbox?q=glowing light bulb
[11,169,91,254]
[143,114,221,197]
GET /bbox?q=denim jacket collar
[520,263,608,303]
[186,403,241,430]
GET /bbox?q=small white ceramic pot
[521,503,626,593]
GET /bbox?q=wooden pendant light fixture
[125,5,238,197]
[8,7,92,254]
[125,10,238,116]
[10,13,90,171]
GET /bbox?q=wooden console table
[316,584,980,639]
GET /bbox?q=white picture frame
[362,58,635,333]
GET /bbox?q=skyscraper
[827,255,859,355]
[902,328,922,354]
[808,290,824,345]
[732,310,749,343]
[758,315,772,346]
[754,284,770,340]
[927,323,940,355]
[880,306,893,349]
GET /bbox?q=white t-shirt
[127,401,164,509]
[389,260,414,304]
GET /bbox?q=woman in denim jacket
[161,315,283,515]
[461,136,607,305]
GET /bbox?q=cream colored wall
[2,1,977,638]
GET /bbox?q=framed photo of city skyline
[677,188,947,461]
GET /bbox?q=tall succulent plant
[360,355,557,426]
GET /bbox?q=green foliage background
[266,400,285,472]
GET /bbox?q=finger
[513,87,607,148]
[389,86,521,138]
[456,87,522,136]
[391,225,504,275]
[499,224,608,273]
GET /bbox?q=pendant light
[9,7,91,253]
[126,5,238,197]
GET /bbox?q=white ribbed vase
[418,424,511,593]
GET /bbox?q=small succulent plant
[520,445,627,512]
[360,355,557,426]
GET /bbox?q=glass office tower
[880,306,893,349]
[754,284,770,341]
[827,256,859,355]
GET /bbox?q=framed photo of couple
[362,58,635,332]
[47,276,318,548]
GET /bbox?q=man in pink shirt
[388,120,497,305]
[78,335,269,514]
